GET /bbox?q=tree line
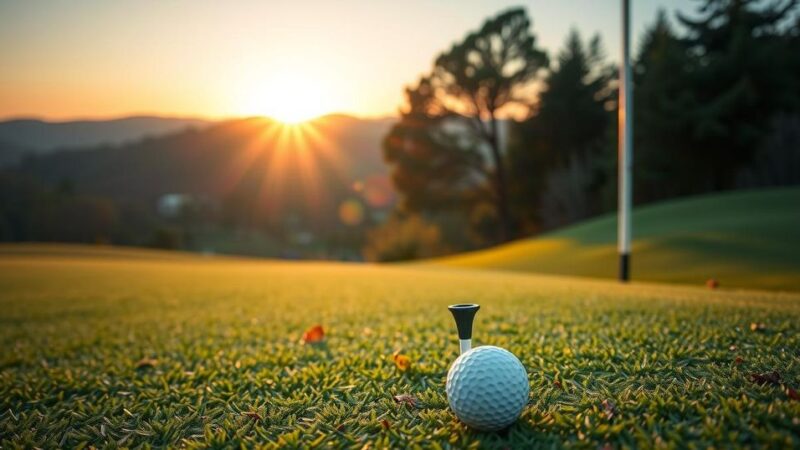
[368,0,800,261]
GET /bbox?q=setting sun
[236,70,339,124]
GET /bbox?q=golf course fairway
[1,245,799,447]
[437,187,800,291]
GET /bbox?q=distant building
[156,193,193,218]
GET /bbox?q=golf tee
[449,303,480,355]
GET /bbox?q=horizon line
[0,111,400,124]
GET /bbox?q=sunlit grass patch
[1,245,799,448]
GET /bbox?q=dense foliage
[383,8,548,244]
[383,1,800,255]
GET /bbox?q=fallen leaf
[392,394,418,408]
[706,278,719,289]
[601,399,617,420]
[750,371,781,386]
[380,419,391,429]
[553,380,563,389]
[734,356,744,365]
[135,358,158,370]
[750,322,767,332]
[243,411,262,422]
[336,423,345,432]
[787,387,799,401]
[392,350,411,372]
[302,325,325,344]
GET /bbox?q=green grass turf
[436,187,800,292]
[1,245,799,448]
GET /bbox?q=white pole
[618,0,633,282]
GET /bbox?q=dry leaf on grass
[135,358,158,369]
[392,350,411,371]
[750,371,781,386]
[302,325,325,344]
[392,394,418,408]
[601,399,617,420]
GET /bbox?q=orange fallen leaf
[135,358,158,370]
[706,278,719,289]
[787,387,799,401]
[734,356,744,365]
[302,325,325,344]
[392,351,411,372]
[380,419,391,429]
[553,380,563,389]
[750,322,767,332]
[392,394,418,408]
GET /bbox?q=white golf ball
[446,345,529,431]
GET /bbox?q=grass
[1,245,800,448]
[437,187,800,291]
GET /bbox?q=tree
[384,77,487,214]
[508,30,614,231]
[633,11,697,202]
[384,8,548,242]
[676,0,800,190]
[362,213,448,262]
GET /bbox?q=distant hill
[0,116,213,165]
[436,187,800,291]
[0,139,30,167]
[17,115,396,231]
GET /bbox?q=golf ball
[446,345,529,431]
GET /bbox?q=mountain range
[0,116,213,166]
[9,114,396,231]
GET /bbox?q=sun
[237,70,337,124]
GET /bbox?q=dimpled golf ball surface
[446,345,530,431]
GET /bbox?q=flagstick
[618,0,633,282]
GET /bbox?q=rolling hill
[14,115,395,232]
[0,116,212,157]
[437,187,800,291]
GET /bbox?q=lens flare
[338,199,364,226]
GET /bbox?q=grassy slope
[1,245,799,448]
[438,187,800,291]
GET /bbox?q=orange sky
[0,0,693,121]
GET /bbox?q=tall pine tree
[508,30,614,231]
[633,11,697,202]
[677,0,800,190]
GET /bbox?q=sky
[0,0,695,122]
